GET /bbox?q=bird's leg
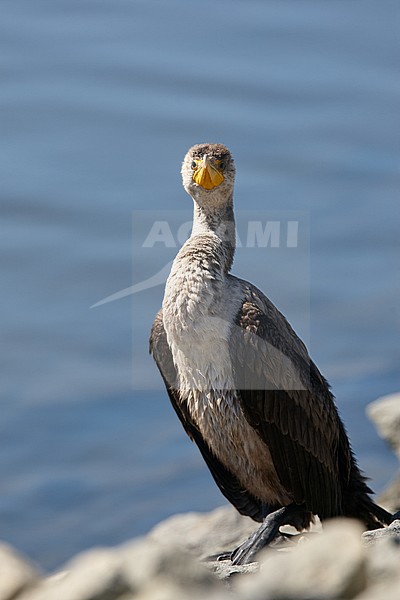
[221,504,307,565]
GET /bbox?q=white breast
[162,241,291,505]
[162,240,240,396]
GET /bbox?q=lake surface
[1,0,399,570]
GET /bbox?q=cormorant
[150,143,393,564]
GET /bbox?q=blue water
[1,0,399,570]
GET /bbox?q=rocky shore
[1,393,399,600]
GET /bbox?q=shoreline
[2,392,399,600]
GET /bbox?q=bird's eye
[191,161,197,169]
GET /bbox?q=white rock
[149,505,257,560]
[365,533,400,586]
[362,519,400,545]
[0,542,40,600]
[377,473,400,513]
[18,547,128,600]
[367,393,400,513]
[122,579,230,600]
[367,393,400,458]
[207,559,259,580]
[234,518,366,600]
[356,575,400,600]
[119,536,219,592]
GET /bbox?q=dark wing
[230,279,353,520]
[150,309,269,522]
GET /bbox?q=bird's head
[181,143,235,208]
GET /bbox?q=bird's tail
[344,462,393,530]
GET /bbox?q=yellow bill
[193,157,224,190]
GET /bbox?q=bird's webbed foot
[221,504,308,565]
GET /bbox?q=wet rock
[0,543,40,600]
[234,518,366,600]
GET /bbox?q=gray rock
[149,505,257,561]
[118,581,230,600]
[362,519,400,545]
[0,542,40,600]
[18,547,128,600]
[18,536,229,600]
[367,393,400,514]
[234,518,366,600]
[356,574,400,600]
[367,393,400,459]
[119,536,222,594]
[358,586,400,600]
[7,504,400,600]
[377,473,400,513]
[148,506,324,583]
[356,537,400,600]
[365,533,400,586]
[206,558,259,581]
[148,505,278,582]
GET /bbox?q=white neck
[190,199,236,273]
